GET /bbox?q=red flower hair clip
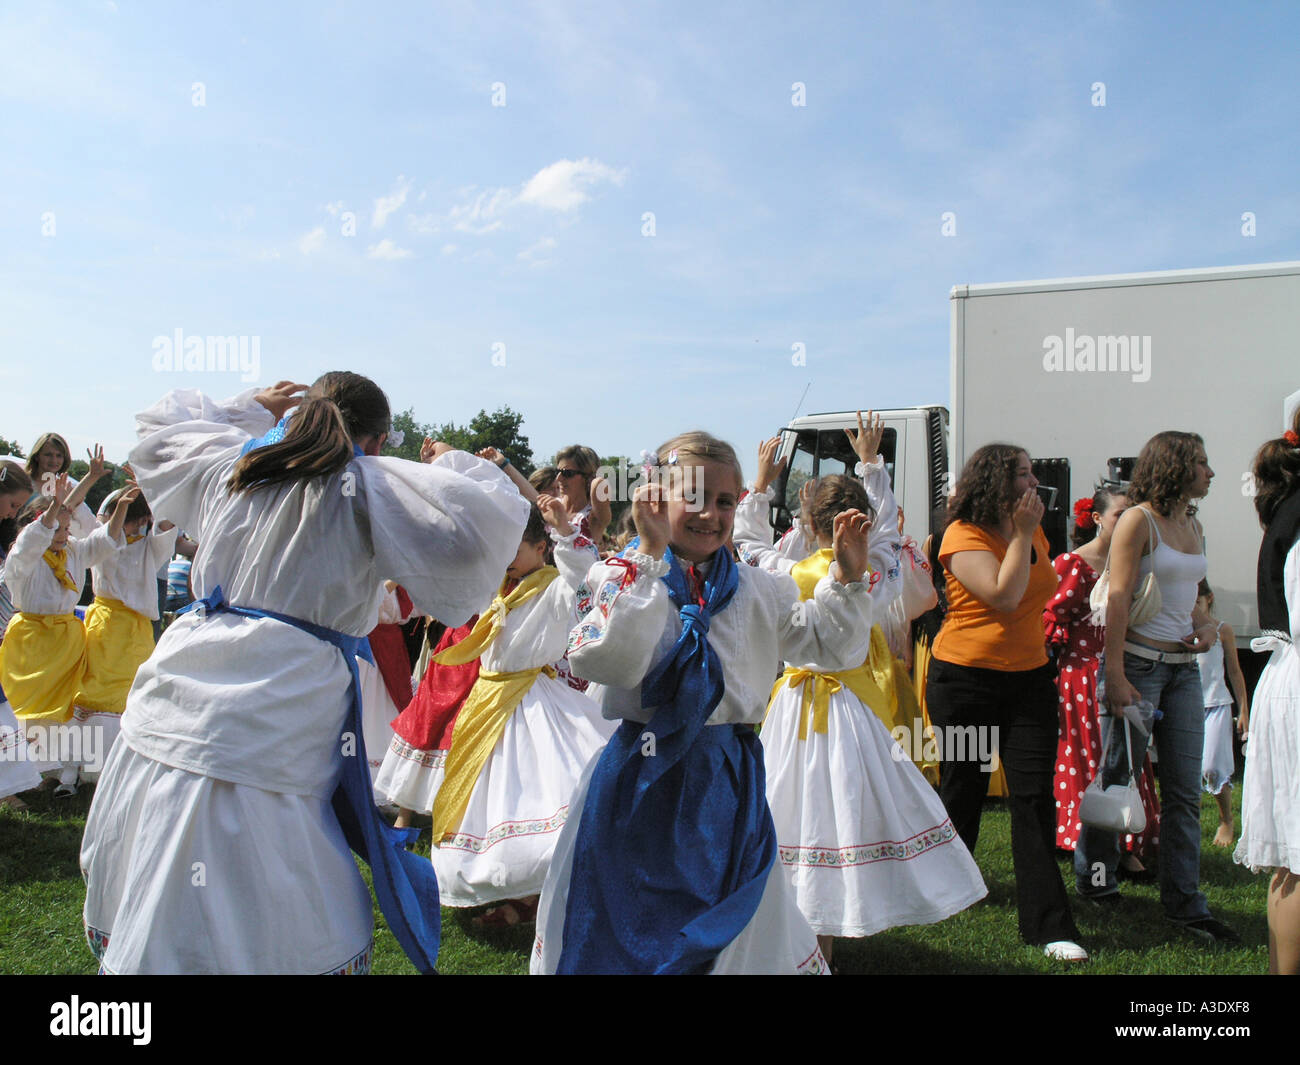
[1073,497,1095,529]
[1285,429,1299,447]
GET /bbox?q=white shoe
[1043,940,1089,963]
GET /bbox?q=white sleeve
[551,528,602,590]
[147,525,181,573]
[128,388,276,535]
[360,451,530,628]
[772,565,878,671]
[69,500,99,538]
[734,486,798,573]
[567,553,673,687]
[859,456,904,608]
[75,522,125,572]
[5,519,55,589]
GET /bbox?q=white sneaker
[1043,940,1089,963]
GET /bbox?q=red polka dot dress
[1043,553,1160,859]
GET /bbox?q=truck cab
[771,407,950,548]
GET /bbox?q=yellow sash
[126,534,144,544]
[432,567,559,667]
[766,549,907,742]
[431,664,558,842]
[43,549,79,592]
[429,566,562,841]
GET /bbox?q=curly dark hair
[807,475,874,541]
[947,443,1025,529]
[1127,431,1205,517]
[1252,408,1300,528]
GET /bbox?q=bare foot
[1212,823,1234,848]
[1120,855,1146,873]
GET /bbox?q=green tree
[0,436,25,459]
[384,405,536,476]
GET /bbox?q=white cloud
[448,187,514,234]
[441,243,457,255]
[255,248,281,261]
[517,157,626,212]
[324,200,345,217]
[367,238,413,260]
[441,158,625,237]
[517,236,557,263]
[298,226,326,255]
[408,212,440,235]
[372,175,412,229]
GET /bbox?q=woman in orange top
[926,444,1085,962]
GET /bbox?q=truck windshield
[783,427,897,516]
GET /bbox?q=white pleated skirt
[357,657,399,792]
[432,673,615,907]
[374,735,447,814]
[81,739,374,974]
[1235,639,1300,875]
[763,682,987,937]
[68,706,124,783]
[0,698,41,799]
[530,745,829,975]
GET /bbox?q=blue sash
[180,586,441,973]
[557,547,778,974]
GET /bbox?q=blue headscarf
[557,545,778,974]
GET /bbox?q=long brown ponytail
[227,371,390,492]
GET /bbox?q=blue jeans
[1075,651,1211,923]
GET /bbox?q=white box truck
[772,260,1300,647]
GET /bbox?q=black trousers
[926,657,1079,946]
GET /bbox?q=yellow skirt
[0,612,87,723]
[76,597,155,714]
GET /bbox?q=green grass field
[0,782,1269,975]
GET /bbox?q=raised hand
[632,482,672,559]
[537,493,573,535]
[422,437,453,464]
[254,381,308,420]
[85,444,108,483]
[588,475,612,538]
[844,411,884,467]
[476,446,504,466]
[1011,489,1044,536]
[755,436,787,493]
[832,508,872,584]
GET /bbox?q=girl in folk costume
[533,432,875,975]
[740,443,985,967]
[0,456,122,795]
[0,461,42,809]
[1046,489,1159,870]
[427,496,614,925]
[1194,580,1249,847]
[72,481,179,787]
[734,417,931,780]
[375,439,556,825]
[80,374,528,975]
[1235,414,1300,974]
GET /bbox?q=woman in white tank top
[1077,432,1238,946]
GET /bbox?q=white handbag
[1077,715,1146,834]
[1089,508,1161,628]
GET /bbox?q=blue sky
[2,1,1296,479]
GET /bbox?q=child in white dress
[429,496,614,923]
[532,431,875,974]
[80,374,528,974]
